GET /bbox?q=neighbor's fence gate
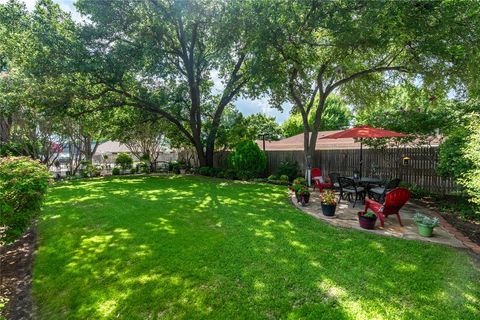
[213,147,457,194]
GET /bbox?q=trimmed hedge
[0,157,51,244]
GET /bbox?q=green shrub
[80,161,100,178]
[211,168,222,177]
[279,175,289,182]
[199,166,212,176]
[236,170,254,181]
[267,180,290,186]
[459,115,480,217]
[228,140,266,178]
[177,160,187,169]
[0,157,51,244]
[267,174,278,181]
[0,141,26,157]
[136,162,149,174]
[276,160,299,181]
[115,153,133,170]
[112,167,120,175]
[399,181,431,198]
[437,128,471,179]
[168,161,176,172]
[223,169,237,180]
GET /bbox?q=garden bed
[416,196,480,245]
[0,226,36,320]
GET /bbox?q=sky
[5,0,292,123]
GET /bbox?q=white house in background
[92,141,178,167]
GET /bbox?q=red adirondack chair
[311,168,333,192]
[364,187,411,228]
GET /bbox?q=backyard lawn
[34,175,479,319]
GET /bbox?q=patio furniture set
[291,126,442,236]
[310,168,411,229]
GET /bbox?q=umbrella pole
[360,138,363,178]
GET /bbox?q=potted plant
[320,189,337,216]
[414,212,440,237]
[298,186,310,206]
[290,178,306,202]
[358,211,377,229]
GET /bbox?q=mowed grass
[33,175,480,319]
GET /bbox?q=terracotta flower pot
[358,211,377,230]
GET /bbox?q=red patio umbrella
[320,125,409,177]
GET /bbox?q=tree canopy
[1,0,480,171]
[282,95,352,138]
[244,0,480,168]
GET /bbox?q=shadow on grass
[33,175,480,319]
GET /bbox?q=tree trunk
[83,137,93,163]
[308,94,328,169]
[301,111,311,172]
[0,115,12,145]
[205,143,215,168]
[194,140,206,167]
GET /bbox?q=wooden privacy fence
[213,147,457,194]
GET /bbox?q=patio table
[347,177,384,189]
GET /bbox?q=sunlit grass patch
[33,175,480,319]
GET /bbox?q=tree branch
[327,66,409,93]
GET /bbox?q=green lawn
[34,175,479,319]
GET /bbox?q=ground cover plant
[33,176,479,319]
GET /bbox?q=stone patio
[291,191,466,248]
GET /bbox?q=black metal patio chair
[338,177,365,207]
[328,172,341,191]
[368,178,401,203]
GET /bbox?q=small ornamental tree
[0,157,51,244]
[228,140,266,179]
[115,153,133,171]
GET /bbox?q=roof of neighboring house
[95,140,177,155]
[256,130,442,151]
[95,141,131,154]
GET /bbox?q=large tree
[0,0,29,146]
[63,0,254,167]
[1,0,256,167]
[247,0,480,169]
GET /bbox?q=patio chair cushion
[369,187,385,195]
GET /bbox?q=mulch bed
[438,212,480,245]
[0,226,36,320]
